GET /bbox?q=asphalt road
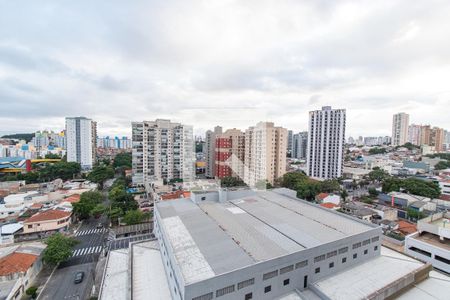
[38,217,109,300]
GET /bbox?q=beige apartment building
[420,125,445,152]
[244,122,287,186]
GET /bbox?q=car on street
[74,271,84,284]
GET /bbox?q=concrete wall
[184,228,381,300]
[405,234,450,273]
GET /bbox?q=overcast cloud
[0,0,449,138]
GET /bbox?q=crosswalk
[74,228,106,237]
[71,246,103,257]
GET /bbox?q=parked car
[96,223,104,229]
[74,271,84,284]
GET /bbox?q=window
[28,225,32,228]
[264,286,271,293]
[263,270,278,280]
[295,260,308,269]
[374,246,378,251]
[238,278,255,290]
[329,262,334,268]
[192,292,213,300]
[435,255,450,265]
[352,242,361,249]
[363,239,370,246]
[364,249,368,255]
[314,254,326,262]
[280,265,294,274]
[315,267,320,274]
[216,285,235,297]
[283,279,290,286]
[304,275,308,288]
[245,293,253,300]
[372,236,380,242]
[409,247,431,257]
[338,247,348,254]
[327,250,337,258]
[342,257,347,263]
[353,253,357,259]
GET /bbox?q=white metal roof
[99,248,129,300]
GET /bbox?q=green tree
[72,191,103,219]
[43,233,78,265]
[368,187,379,197]
[108,207,123,225]
[434,160,450,170]
[340,189,349,201]
[320,179,341,193]
[220,176,246,187]
[368,147,386,155]
[280,172,308,190]
[113,152,132,169]
[382,177,402,193]
[122,209,145,225]
[407,208,424,221]
[44,153,61,159]
[91,204,106,218]
[402,178,440,199]
[296,180,322,201]
[87,165,114,190]
[26,286,38,299]
[368,167,389,183]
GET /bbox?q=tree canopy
[113,152,132,169]
[43,233,78,265]
[382,177,441,199]
[87,165,114,190]
[220,176,246,188]
[368,147,386,155]
[279,172,341,201]
[72,191,103,219]
[368,167,389,183]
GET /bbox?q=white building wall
[65,117,95,170]
[405,234,450,273]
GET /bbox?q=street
[38,217,108,300]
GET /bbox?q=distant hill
[1,133,34,142]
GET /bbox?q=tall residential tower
[204,126,222,178]
[131,119,194,187]
[307,106,346,179]
[65,117,96,170]
[392,112,409,146]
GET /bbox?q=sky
[0,0,450,138]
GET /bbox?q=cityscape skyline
[2,1,450,137]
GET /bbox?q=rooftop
[409,232,450,251]
[24,209,71,223]
[0,252,38,276]
[156,189,376,285]
[311,247,429,300]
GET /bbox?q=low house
[319,202,339,210]
[341,202,375,222]
[0,223,23,245]
[397,220,417,236]
[23,210,71,234]
[0,242,46,300]
[316,193,340,205]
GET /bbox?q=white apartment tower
[244,122,287,186]
[204,126,222,178]
[65,117,97,170]
[408,124,422,146]
[392,112,409,146]
[307,106,346,179]
[131,119,194,186]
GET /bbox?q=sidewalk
[24,264,55,300]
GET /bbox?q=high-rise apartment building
[430,127,445,152]
[215,128,245,179]
[391,112,409,146]
[287,130,293,157]
[408,124,422,146]
[65,117,97,170]
[32,130,66,149]
[204,126,222,178]
[307,106,346,179]
[244,122,287,186]
[420,125,432,146]
[292,131,308,159]
[131,119,194,186]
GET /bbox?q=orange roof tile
[161,190,189,200]
[24,210,71,223]
[320,203,338,209]
[65,194,81,203]
[0,252,38,276]
[30,203,43,209]
[317,193,329,200]
[397,220,417,235]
